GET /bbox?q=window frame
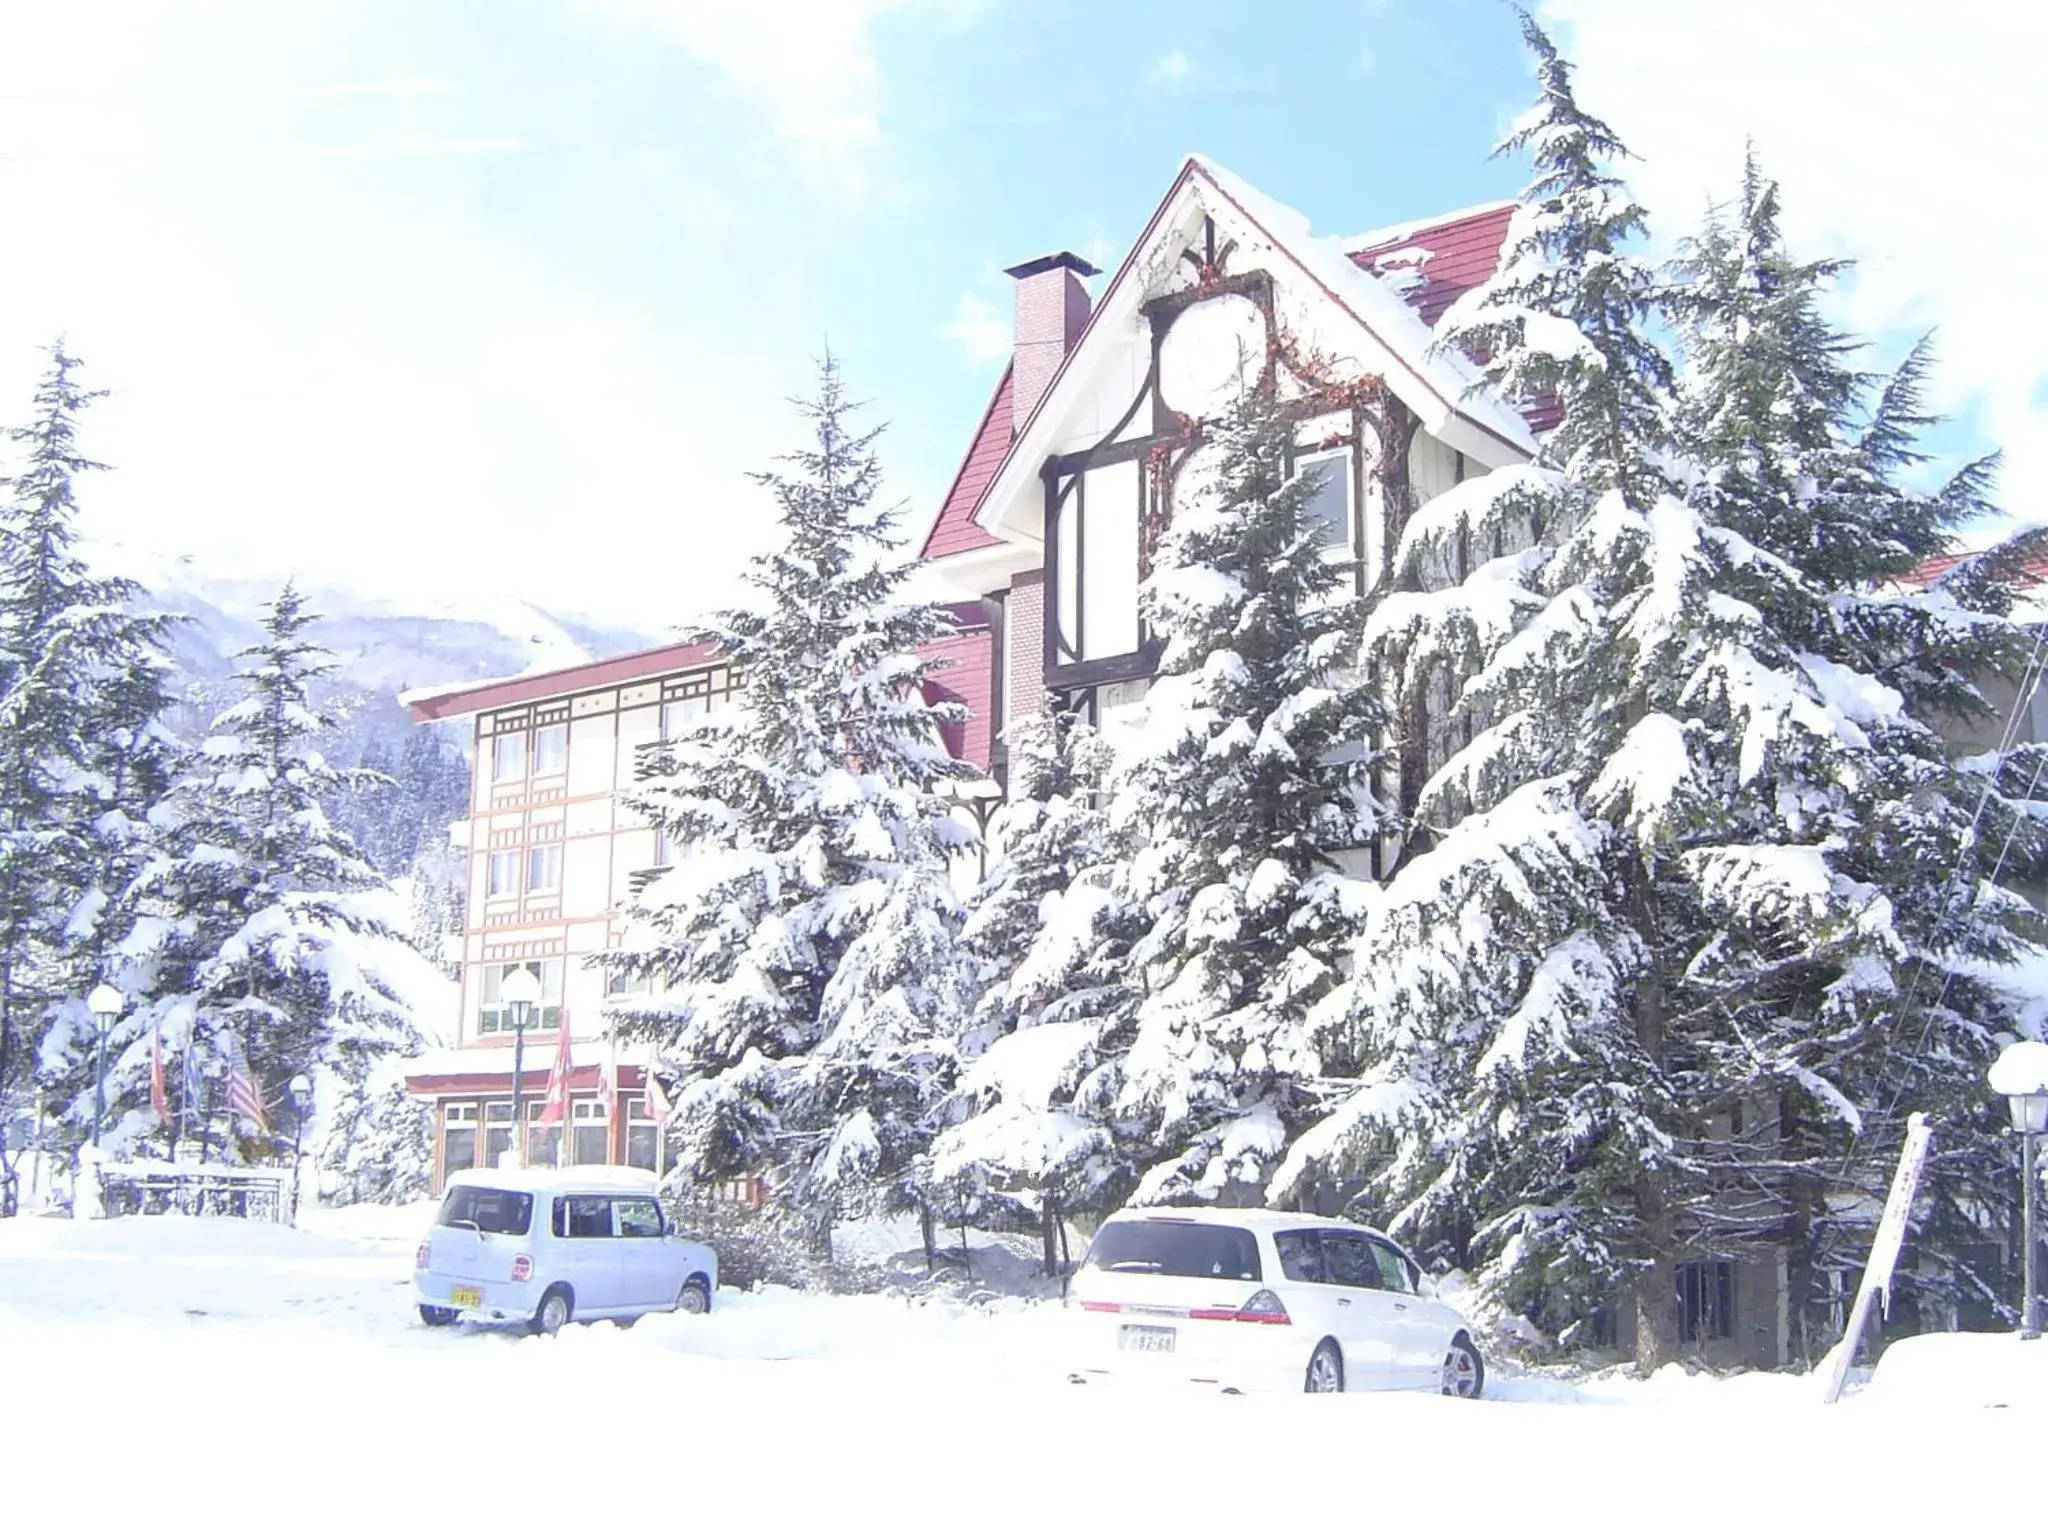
[486,849,519,898]
[1677,1259,1736,1342]
[531,722,568,776]
[490,732,526,783]
[525,841,563,894]
[1292,446,1355,558]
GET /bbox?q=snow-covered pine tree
[930,707,1126,1268]
[0,344,178,1207]
[1281,15,2044,1371]
[1670,153,2047,1337]
[128,584,431,1160]
[1092,381,1380,1208]
[606,358,975,1240]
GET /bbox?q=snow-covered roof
[402,638,724,722]
[444,1164,660,1194]
[1188,155,1537,458]
[1340,197,1520,254]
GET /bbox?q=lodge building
[399,155,2028,1366]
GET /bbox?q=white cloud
[582,0,973,197]
[1147,50,1193,87]
[1540,0,2048,526]
[0,2,794,631]
[940,292,1011,367]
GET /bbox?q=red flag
[149,1025,169,1127]
[535,1025,574,1128]
[642,1067,671,1125]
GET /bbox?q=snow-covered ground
[0,1208,2036,1532]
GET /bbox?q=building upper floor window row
[485,841,564,899]
[483,678,743,788]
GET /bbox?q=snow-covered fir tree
[1281,16,2043,1369]
[1669,152,2047,1331]
[607,358,975,1238]
[0,344,177,1210]
[931,707,1126,1267]
[102,585,434,1160]
[1094,382,1382,1207]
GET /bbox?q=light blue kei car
[414,1166,718,1334]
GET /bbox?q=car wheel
[677,1276,711,1315]
[531,1287,573,1337]
[1305,1339,1345,1394]
[1442,1334,1485,1398]
[417,1305,458,1328]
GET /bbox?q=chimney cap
[1003,251,1101,281]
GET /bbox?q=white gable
[972,155,1535,548]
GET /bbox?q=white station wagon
[1066,1207,1485,1396]
[414,1167,717,1335]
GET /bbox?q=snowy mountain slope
[88,538,661,704]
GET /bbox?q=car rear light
[1078,1300,1123,1314]
[415,1242,431,1270]
[511,1255,533,1282]
[1233,1289,1290,1325]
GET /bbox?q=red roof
[1348,203,1516,328]
[406,639,723,722]
[920,607,995,770]
[1348,204,1560,434]
[917,364,1013,562]
[1898,549,2048,591]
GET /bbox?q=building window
[490,732,526,783]
[477,960,564,1035]
[1295,450,1352,551]
[660,696,706,739]
[532,723,568,775]
[487,849,519,898]
[625,1094,659,1171]
[526,843,563,894]
[653,825,676,869]
[660,672,738,741]
[526,1101,563,1169]
[443,1102,479,1176]
[482,1101,515,1169]
[1678,1260,1736,1342]
[571,1098,610,1166]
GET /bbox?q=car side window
[1274,1230,1327,1283]
[1322,1232,1380,1289]
[1367,1238,1416,1294]
[615,1197,664,1238]
[560,1195,613,1239]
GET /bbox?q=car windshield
[437,1185,534,1237]
[1084,1220,1262,1282]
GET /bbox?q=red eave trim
[403,1064,647,1096]
[406,640,724,723]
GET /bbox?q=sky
[0,0,2040,633]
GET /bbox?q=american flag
[224,1034,269,1134]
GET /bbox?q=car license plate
[1119,1324,1176,1353]
[450,1286,482,1309]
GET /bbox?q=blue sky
[0,1,2040,630]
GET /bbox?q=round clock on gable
[1156,293,1269,419]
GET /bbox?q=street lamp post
[288,1074,313,1223]
[86,983,124,1148]
[501,966,543,1169]
[1990,1041,2048,1340]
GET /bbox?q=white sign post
[1821,1111,1933,1404]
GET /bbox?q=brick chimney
[1003,251,1099,438]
